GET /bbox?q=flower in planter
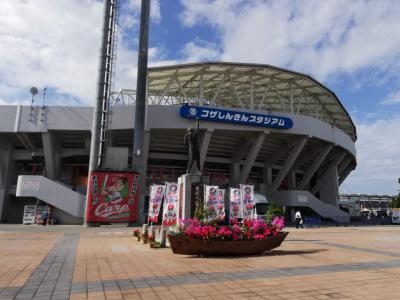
[172,217,285,241]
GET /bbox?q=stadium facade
[0,62,356,224]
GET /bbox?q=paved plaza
[0,225,400,300]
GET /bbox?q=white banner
[204,185,219,222]
[241,185,254,221]
[216,189,225,221]
[148,185,165,223]
[162,182,180,226]
[229,187,242,223]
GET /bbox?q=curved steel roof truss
[110,62,356,140]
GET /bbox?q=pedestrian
[42,209,48,226]
[295,210,303,229]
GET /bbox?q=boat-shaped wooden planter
[168,232,289,255]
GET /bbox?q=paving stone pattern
[1,225,400,299]
[0,233,79,300]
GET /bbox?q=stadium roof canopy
[112,62,357,140]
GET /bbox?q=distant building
[339,194,394,218]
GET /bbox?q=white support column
[298,144,332,190]
[0,140,12,222]
[230,137,253,185]
[42,132,61,180]
[310,152,346,195]
[261,163,273,196]
[319,168,340,206]
[268,137,307,194]
[199,129,213,171]
[237,132,266,183]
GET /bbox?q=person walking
[41,209,48,226]
[295,210,303,229]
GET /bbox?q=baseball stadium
[0,61,356,224]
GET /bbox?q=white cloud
[0,0,164,106]
[179,0,400,82]
[340,116,400,195]
[380,91,400,105]
[181,39,221,62]
[0,0,103,105]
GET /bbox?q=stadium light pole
[132,0,150,225]
[85,0,113,227]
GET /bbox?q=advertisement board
[86,171,140,223]
[162,182,180,226]
[229,188,242,224]
[204,185,219,222]
[180,105,293,129]
[23,205,37,225]
[148,184,165,223]
[241,184,255,221]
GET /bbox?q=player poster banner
[216,189,225,221]
[204,185,219,221]
[241,185,254,221]
[86,171,140,223]
[162,182,180,226]
[229,188,242,224]
[148,185,165,223]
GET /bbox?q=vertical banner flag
[204,185,219,222]
[148,185,165,223]
[216,189,225,221]
[229,188,242,224]
[162,182,180,226]
[86,171,140,223]
[241,185,254,221]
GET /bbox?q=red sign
[86,171,140,223]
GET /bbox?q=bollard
[142,224,148,243]
[160,228,167,248]
[149,225,156,240]
[142,224,148,235]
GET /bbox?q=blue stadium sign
[180,105,293,129]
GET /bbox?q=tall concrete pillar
[42,132,61,180]
[0,140,13,222]
[319,168,339,206]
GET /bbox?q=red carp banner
[86,171,140,223]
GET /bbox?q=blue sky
[1,0,400,195]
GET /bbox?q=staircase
[16,175,85,218]
[271,190,350,223]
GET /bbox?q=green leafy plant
[264,203,284,224]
